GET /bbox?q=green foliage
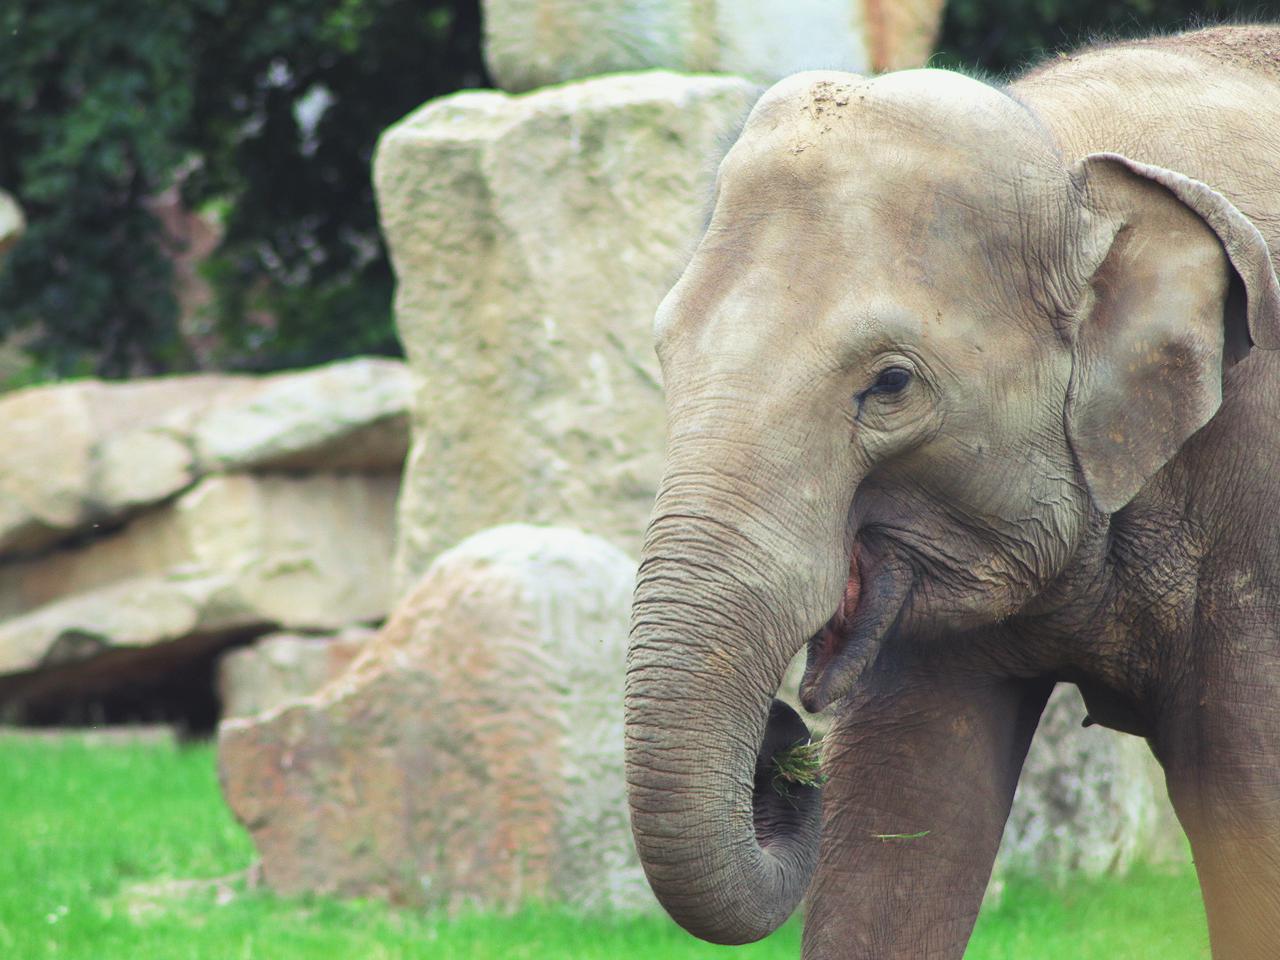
[0,2,202,377]
[178,0,486,371]
[935,0,1280,76]
[0,0,484,378]
[3,1,1277,378]
[770,739,826,789]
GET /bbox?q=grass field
[1,734,1211,959]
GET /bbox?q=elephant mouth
[799,544,911,712]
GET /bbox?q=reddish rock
[217,629,374,720]
[218,525,653,912]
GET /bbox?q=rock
[93,427,197,517]
[0,358,411,556]
[192,358,412,473]
[0,358,408,725]
[375,71,760,587]
[0,190,24,257]
[0,574,261,724]
[0,473,396,721]
[482,0,693,90]
[0,473,398,631]
[0,576,244,677]
[218,525,652,913]
[0,374,239,555]
[480,0,947,91]
[217,628,373,720]
[995,684,1188,883]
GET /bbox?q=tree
[0,0,486,379]
[2,1,1274,380]
[0,1,201,378]
[181,0,487,371]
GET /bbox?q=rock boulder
[218,525,652,912]
[0,471,395,725]
[218,628,374,720]
[375,71,760,588]
[192,358,411,473]
[0,375,239,555]
[0,473,398,629]
[0,358,411,556]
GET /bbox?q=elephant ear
[1064,152,1280,514]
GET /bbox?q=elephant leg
[802,669,1052,960]
[1157,676,1280,959]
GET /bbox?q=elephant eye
[869,366,911,395]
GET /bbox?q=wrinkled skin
[624,26,1280,960]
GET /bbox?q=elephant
[623,25,1280,960]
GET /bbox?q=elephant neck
[1007,477,1202,727]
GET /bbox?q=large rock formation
[0,474,398,635]
[0,357,410,556]
[375,71,760,588]
[219,525,652,912]
[0,473,397,720]
[481,0,948,92]
[0,375,236,555]
[0,359,410,724]
[218,628,373,720]
[191,359,410,473]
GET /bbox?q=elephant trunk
[625,515,826,943]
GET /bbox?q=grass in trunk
[771,740,827,789]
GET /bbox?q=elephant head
[624,68,1280,944]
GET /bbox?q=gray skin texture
[623,25,1280,960]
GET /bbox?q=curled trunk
[625,544,824,943]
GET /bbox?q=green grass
[0,733,1211,959]
[770,741,827,789]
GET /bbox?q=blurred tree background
[0,0,1275,381]
[935,0,1278,73]
[0,0,486,380]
